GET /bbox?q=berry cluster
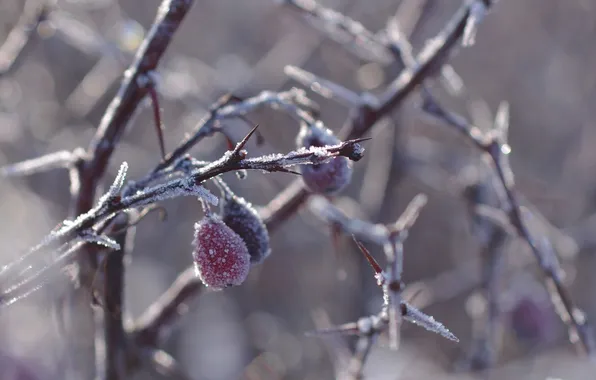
[192,183,271,289]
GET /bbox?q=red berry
[296,122,353,195]
[193,214,250,289]
[221,190,271,264]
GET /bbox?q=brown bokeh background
[1,0,596,379]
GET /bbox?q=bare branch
[131,266,201,348]
[0,0,52,77]
[1,150,80,177]
[421,91,596,354]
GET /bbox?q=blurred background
[1,0,596,379]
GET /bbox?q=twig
[0,0,52,77]
[0,150,81,177]
[0,136,366,306]
[261,0,489,229]
[131,266,201,348]
[155,88,316,174]
[421,91,596,354]
[100,213,131,380]
[461,175,508,370]
[56,1,196,378]
[281,0,393,64]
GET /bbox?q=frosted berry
[193,214,251,290]
[296,122,353,195]
[221,190,271,264]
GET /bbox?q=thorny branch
[305,195,458,378]
[421,91,596,354]
[0,134,365,305]
[1,0,594,378]
[272,0,595,362]
[261,0,492,229]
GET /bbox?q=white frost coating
[296,121,339,149]
[192,215,250,289]
[80,232,121,251]
[126,178,218,208]
[191,181,219,206]
[99,161,128,206]
[402,302,459,342]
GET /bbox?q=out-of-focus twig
[130,265,202,348]
[461,175,508,370]
[0,150,82,177]
[0,0,52,78]
[421,90,596,355]
[281,0,393,64]
[262,0,491,230]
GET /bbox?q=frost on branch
[124,176,219,209]
[103,161,129,202]
[79,231,121,251]
[401,302,459,342]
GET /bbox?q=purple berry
[509,297,555,343]
[296,122,353,195]
[192,214,251,290]
[219,185,271,264]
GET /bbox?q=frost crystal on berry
[296,122,353,194]
[221,191,271,264]
[192,215,250,290]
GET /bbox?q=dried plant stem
[423,92,596,354]
[61,1,195,378]
[261,1,485,229]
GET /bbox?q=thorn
[348,137,373,144]
[147,85,166,160]
[231,124,260,158]
[280,168,302,176]
[224,134,235,151]
[352,236,383,277]
[237,115,266,145]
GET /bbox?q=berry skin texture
[296,122,353,195]
[222,194,271,264]
[193,215,251,290]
